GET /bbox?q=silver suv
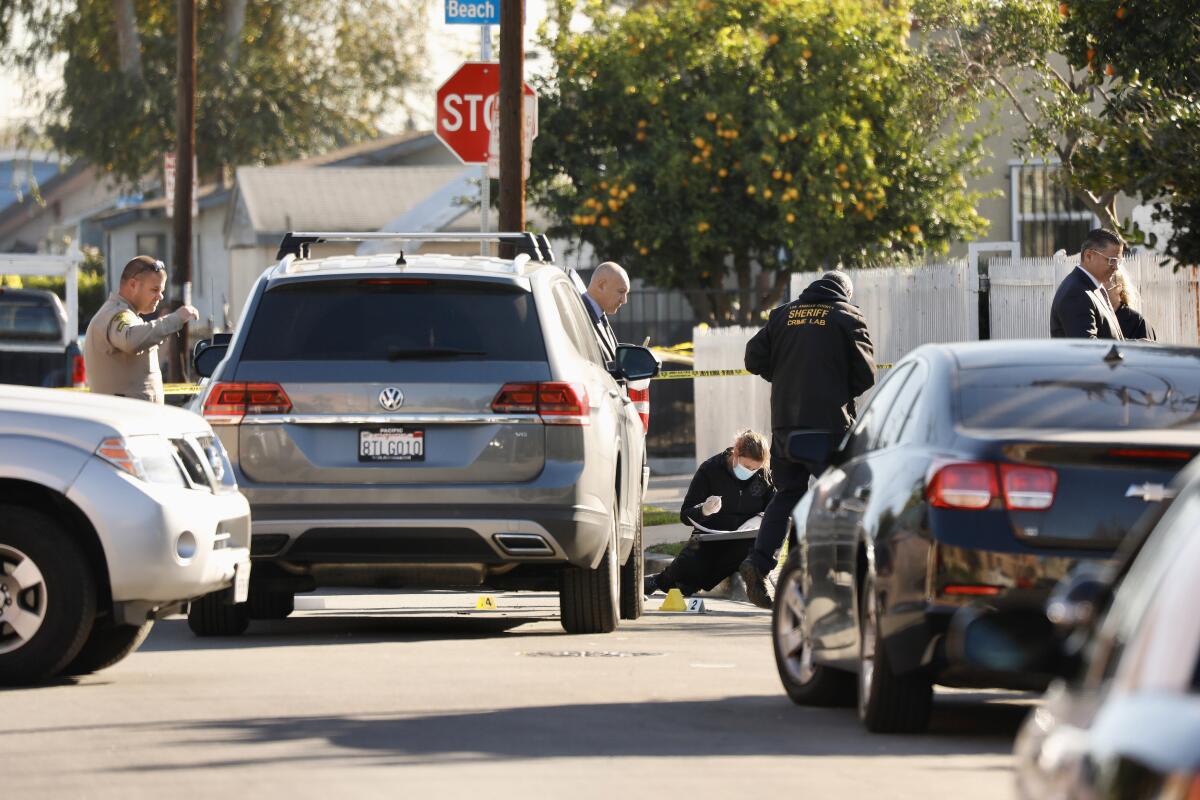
[191,232,659,634]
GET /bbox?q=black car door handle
[853,485,871,501]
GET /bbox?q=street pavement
[3,590,1030,799]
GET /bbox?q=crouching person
[645,430,775,597]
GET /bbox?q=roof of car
[910,339,1200,371]
[267,251,561,288]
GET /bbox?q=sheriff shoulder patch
[114,311,138,333]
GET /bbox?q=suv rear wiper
[386,347,488,360]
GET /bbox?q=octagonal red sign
[436,61,536,165]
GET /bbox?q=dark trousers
[749,435,811,573]
[656,537,753,595]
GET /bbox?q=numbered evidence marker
[686,597,707,614]
[475,594,498,611]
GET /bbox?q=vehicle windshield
[957,364,1200,430]
[0,297,62,342]
[239,280,546,362]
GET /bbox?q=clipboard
[691,514,762,542]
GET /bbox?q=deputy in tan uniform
[84,255,198,403]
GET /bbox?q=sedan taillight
[927,462,998,510]
[492,381,590,426]
[202,382,292,424]
[71,354,86,387]
[927,461,1058,511]
[999,464,1057,510]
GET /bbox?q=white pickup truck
[0,385,251,685]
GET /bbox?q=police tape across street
[652,364,893,381]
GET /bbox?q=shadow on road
[137,615,569,652]
[98,692,1025,773]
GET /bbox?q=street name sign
[445,0,499,25]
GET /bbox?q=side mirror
[787,430,833,472]
[615,344,661,382]
[1046,564,1112,633]
[193,343,228,379]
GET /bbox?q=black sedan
[771,340,1200,733]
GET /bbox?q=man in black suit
[1050,228,1126,340]
[581,261,629,361]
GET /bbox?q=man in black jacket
[1050,228,1125,340]
[738,271,876,608]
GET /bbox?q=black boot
[738,559,773,609]
[644,572,662,596]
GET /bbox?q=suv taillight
[202,382,292,423]
[71,354,86,387]
[927,461,1058,511]
[492,381,590,425]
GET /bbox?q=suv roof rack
[276,231,555,263]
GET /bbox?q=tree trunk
[113,0,143,80]
[733,252,753,325]
[223,0,248,64]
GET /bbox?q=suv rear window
[958,365,1200,430]
[240,280,546,362]
[0,297,62,341]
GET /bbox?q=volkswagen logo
[378,387,404,411]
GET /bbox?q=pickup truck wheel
[772,549,854,706]
[0,506,96,686]
[857,572,933,733]
[187,591,249,637]
[560,503,620,634]
[619,496,645,620]
[60,619,154,677]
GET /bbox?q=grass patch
[646,542,686,557]
[642,505,679,527]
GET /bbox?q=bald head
[587,261,630,315]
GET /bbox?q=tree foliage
[1,0,428,184]
[529,0,989,321]
[918,0,1200,263]
[1061,0,1200,264]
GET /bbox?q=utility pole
[498,0,524,258]
[172,0,196,381]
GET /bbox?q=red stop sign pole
[436,61,535,165]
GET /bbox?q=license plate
[359,426,425,462]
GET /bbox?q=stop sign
[436,62,536,165]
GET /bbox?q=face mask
[733,462,756,481]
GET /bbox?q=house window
[1010,161,1096,257]
[136,233,168,264]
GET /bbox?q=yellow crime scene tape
[60,384,202,395]
[652,364,892,381]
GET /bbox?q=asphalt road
[3,591,1030,799]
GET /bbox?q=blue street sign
[445,0,498,25]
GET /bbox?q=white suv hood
[0,385,210,442]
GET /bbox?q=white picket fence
[990,252,1200,344]
[692,253,1198,465]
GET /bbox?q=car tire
[773,549,855,706]
[187,591,250,637]
[248,586,294,621]
[560,503,620,634]
[0,505,96,686]
[60,619,154,677]
[857,572,933,733]
[619,504,644,621]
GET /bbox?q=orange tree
[528,0,989,322]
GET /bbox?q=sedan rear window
[0,298,62,341]
[240,281,546,362]
[958,365,1200,430]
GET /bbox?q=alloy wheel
[0,544,49,655]
[775,568,815,685]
